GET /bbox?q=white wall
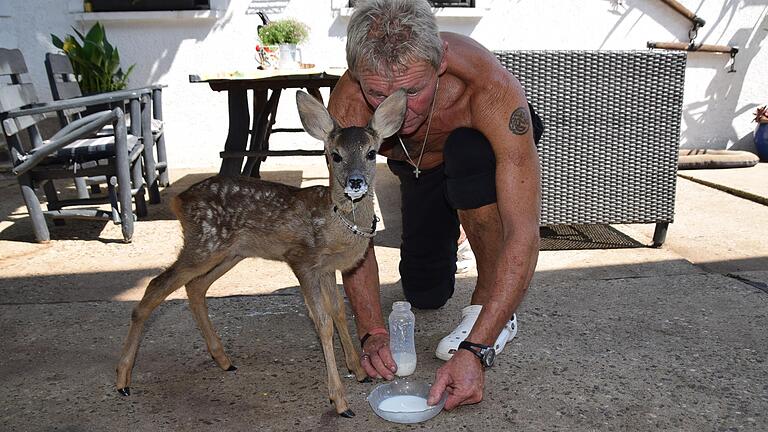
[0,2,16,50]
[3,0,767,168]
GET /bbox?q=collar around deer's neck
[332,204,378,238]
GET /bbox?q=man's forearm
[467,233,539,346]
[341,243,386,337]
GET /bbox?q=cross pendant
[413,167,421,178]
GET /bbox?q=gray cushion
[37,134,140,163]
[678,149,759,170]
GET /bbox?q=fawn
[115,90,407,417]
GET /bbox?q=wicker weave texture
[495,50,686,225]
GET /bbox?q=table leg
[129,98,148,215]
[152,88,170,187]
[306,87,323,104]
[244,90,269,177]
[219,89,250,176]
[141,94,160,204]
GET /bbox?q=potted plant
[257,19,309,69]
[754,105,768,162]
[52,22,135,95]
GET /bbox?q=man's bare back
[329,32,525,171]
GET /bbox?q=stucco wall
[2,0,767,168]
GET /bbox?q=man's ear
[438,40,449,75]
[296,91,337,141]
[369,89,407,141]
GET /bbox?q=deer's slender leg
[319,272,367,382]
[115,255,220,395]
[297,271,354,418]
[185,255,244,371]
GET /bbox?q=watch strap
[360,327,388,348]
[458,340,493,367]
[458,340,487,358]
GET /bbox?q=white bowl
[367,378,447,424]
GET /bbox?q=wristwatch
[457,340,496,368]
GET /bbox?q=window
[88,0,211,12]
[429,0,474,6]
[348,0,474,7]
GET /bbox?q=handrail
[4,87,156,118]
[12,108,123,176]
[649,0,737,71]
[647,41,738,55]
[49,109,113,141]
[659,0,706,27]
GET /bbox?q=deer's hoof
[340,409,355,418]
[117,387,130,396]
[226,365,237,372]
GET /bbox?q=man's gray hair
[346,0,443,77]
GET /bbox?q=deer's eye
[331,152,343,163]
[366,150,377,160]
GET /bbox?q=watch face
[482,348,496,368]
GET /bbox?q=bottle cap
[392,301,411,311]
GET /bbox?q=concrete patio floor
[0,160,766,431]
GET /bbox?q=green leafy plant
[51,22,135,94]
[258,19,310,45]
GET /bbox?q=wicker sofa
[494,50,687,247]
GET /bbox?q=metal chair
[44,52,169,204]
[0,48,146,242]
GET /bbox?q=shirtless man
[328,0,543,410]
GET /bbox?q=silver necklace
[397,77,439,179]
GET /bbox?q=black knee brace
[444,127,497,210]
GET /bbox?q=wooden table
[190,68,343,177]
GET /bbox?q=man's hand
[361,334,397,380]
[427,349,485,410]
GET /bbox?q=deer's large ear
[369,89,407,140]
[296,91,336,141]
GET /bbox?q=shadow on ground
[2,165,767,430]
[540,224,645,250]
[0,261,766,431]
[1,165,655,253]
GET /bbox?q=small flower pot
[277,44,302,70]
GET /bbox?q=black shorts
[387,104,543,309]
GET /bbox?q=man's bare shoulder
[441,32,526,116]
[442,32,520,95]
[328,72,372,127]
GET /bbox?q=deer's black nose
[348,175,365,190]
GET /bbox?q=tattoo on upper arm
[509,107,530,136]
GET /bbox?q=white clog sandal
[456,239,476,274]
[435,305,518,361]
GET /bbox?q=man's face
[357,61,439,136]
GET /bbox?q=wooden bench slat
[0,48,28,75]
[2,113,46,136]
[53,81,83,100]
[45,53,75,74]
[0,82,39,111]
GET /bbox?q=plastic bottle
[388,301,417,376]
